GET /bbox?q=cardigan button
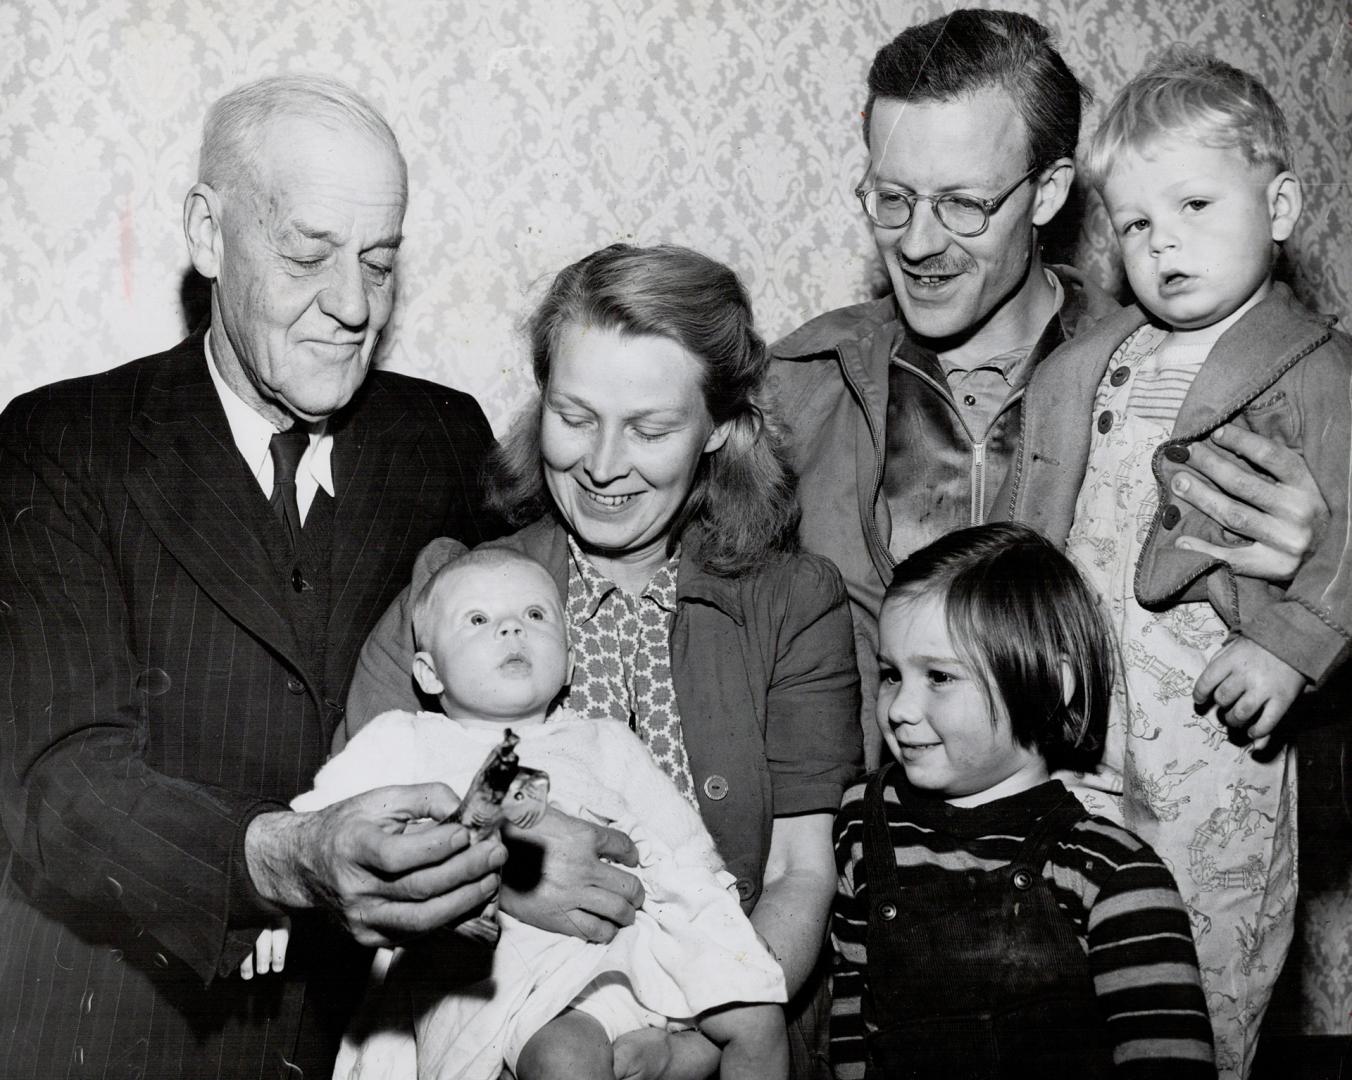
[878,902,898,921]
[1109,365,1131,386]
[1012,869,1034,891]
[291,567,307,592]
[735,878,756,902]
[1160,504,1182,529]
[702,774,729,801]
[1164,444,1190,463]
[286,676,305,695]
[1096,410,1114,434]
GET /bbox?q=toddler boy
[1003,48,1352,1078]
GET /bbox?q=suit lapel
[326,377,432,677]
[125,335,306,673]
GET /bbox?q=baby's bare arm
[1195,637,1306,750]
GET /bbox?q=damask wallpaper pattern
[3,0,1350,1033]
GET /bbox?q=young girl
[830,522,1214,1079]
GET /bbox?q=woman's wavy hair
[484,244,800,576]
[883,522,1114,769]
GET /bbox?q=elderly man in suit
[0,75,537,1078]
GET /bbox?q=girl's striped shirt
[831,777,1215,1078]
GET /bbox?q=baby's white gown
[292,709,785,1080]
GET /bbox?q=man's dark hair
[863,9,1090,170]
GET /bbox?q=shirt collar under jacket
[934,267,1066,386]
[504,517,750,627]
[204,330,334,502]
[564,532,681,622]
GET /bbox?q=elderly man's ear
[183,183,224,280]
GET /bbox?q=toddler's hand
[239,917,291,980]
[1194,637,1305,751]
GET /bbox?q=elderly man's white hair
[197,73,407,196]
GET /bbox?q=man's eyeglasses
[853,165,1042,237]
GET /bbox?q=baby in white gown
[244,548,787,1080]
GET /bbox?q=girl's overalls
[860,766,1114,1079]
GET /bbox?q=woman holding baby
[345,243,862,1080]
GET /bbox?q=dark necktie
[268,428,310,551]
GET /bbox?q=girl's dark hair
[884,522,1114,764]
[484,243,799,575]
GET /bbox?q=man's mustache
[898,255,974,275]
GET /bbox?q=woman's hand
[1170,425,1327,582]
[497,806,644,942]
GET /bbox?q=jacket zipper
[896,361,999,526]
[1006,405,1029,521]
[971,440,986,526]
[843,351,1028,561]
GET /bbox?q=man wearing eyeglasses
[772,9,1326,770]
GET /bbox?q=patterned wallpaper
[3,0,1350,1033]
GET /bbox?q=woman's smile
[577,484,641,510]
[540,321,729,583]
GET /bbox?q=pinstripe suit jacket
[0,329,498,1078]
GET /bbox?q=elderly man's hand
[1170,425,1327,581]
[498,805,644,942]
[245,784,506,948]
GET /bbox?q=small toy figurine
[453,729,550,841]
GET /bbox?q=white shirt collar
[204,331,335,516]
